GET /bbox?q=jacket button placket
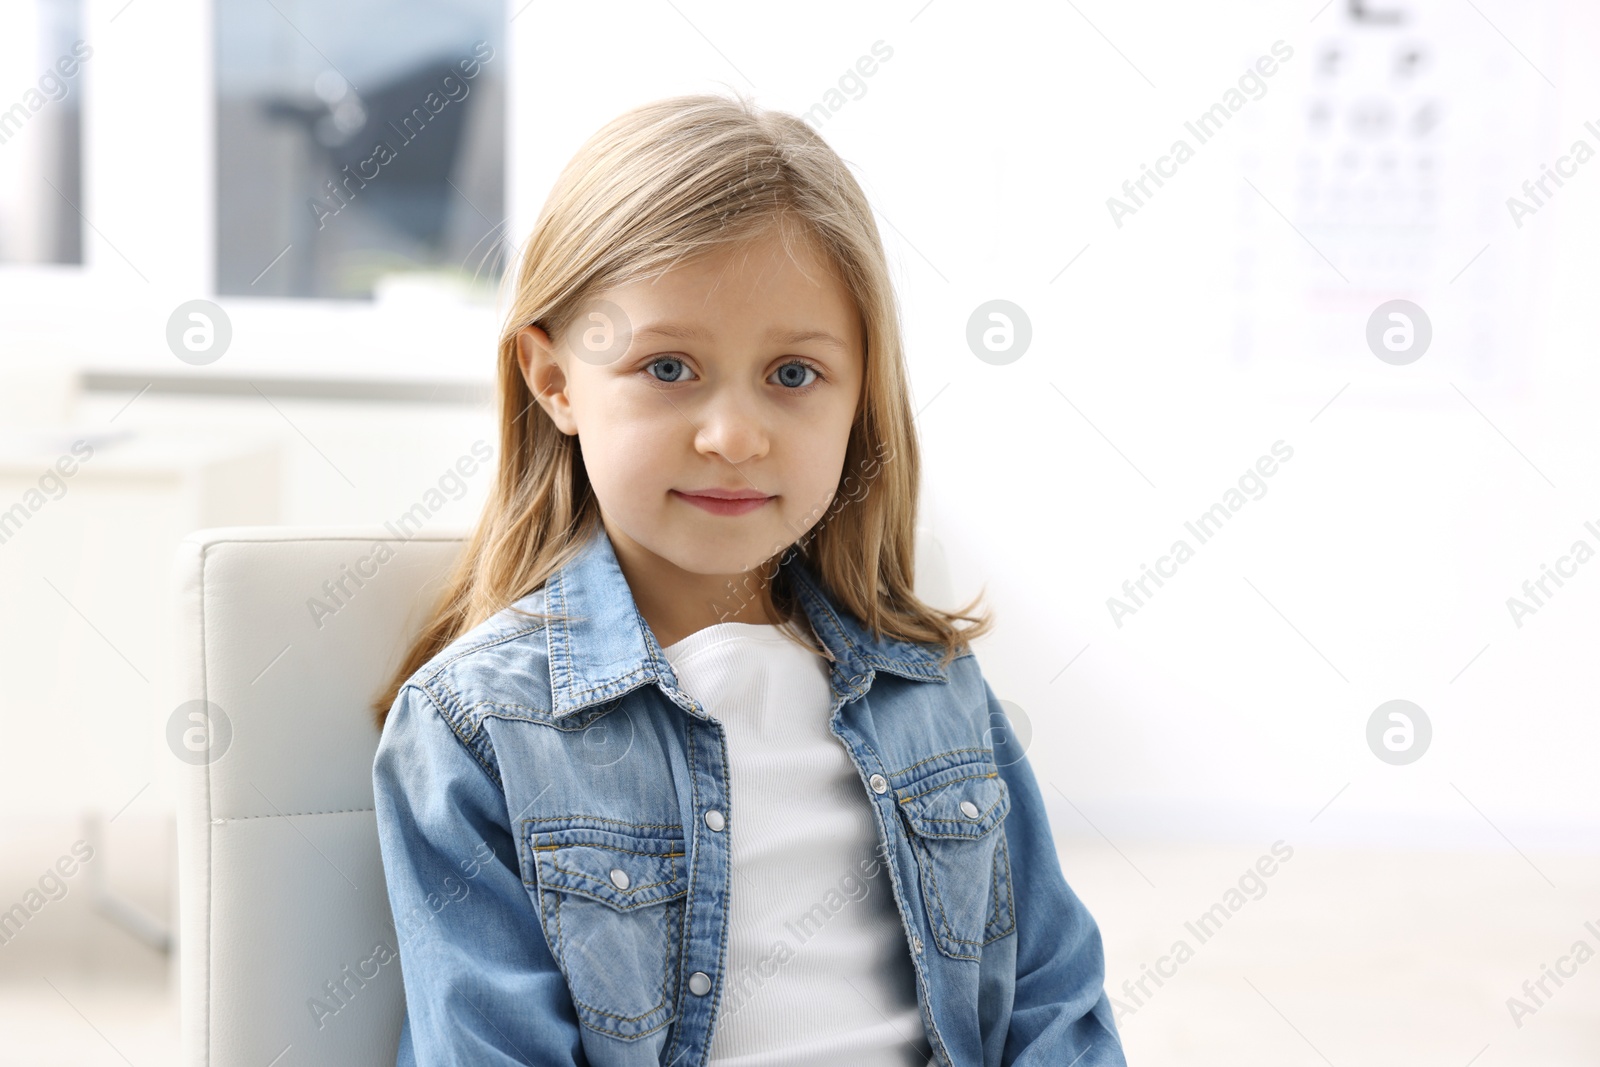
[670,710,735,1060]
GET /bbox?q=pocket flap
[896,761,1010,840]
[527,825,688,910]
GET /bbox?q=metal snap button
[960,800,980,819]
[704,809,725,832]
[869,773,888,794]
[688,971,712,995]
[609,867,630,890]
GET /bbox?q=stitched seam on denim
[528,834,685,857]
[865,654,942,678]
[550,703,623,731]
[551,891,674,1034]
[414,621,550,690]
[986,839,1003,932]
[934,844,979,953]
[541,569,651,716]
[625,589,670,692]
[528,817,684,832]
[460,699,552,720]
[540,875,564,976]
[886,806,958,1065]
[789,564,944,674]
[566,927,672,1036]
[983,832,1017,944]
[789,568,863,659]
[536,844,683,858]
[897,770,998,804]
[902,789,1006,833]
[906,809,988,960]
[538,809,680,1035]
[547,571,574,709]
[663,722,699,1067]
[564,664,654,702]
[902,811,949,951]
[545,554,658,714]
[545,861,684,899]
[428,671,478,738]
[520,821,683,887]
[708,716,732,1017]
[532,842,684,857]
[886,747,994,778]
[411,682,505,791]
[915,832,980,959]
[570,901,677,1032]
[791,572,939,683]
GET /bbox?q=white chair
[172,525,467,1067]
[171,523,954,1066]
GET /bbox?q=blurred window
[0,0,86,266]
[215,0,507,299]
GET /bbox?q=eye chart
[1230,0,1561,392]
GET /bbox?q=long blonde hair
[372,91,993,729]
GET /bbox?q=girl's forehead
[656,227,834,287]
[611,235,855,322]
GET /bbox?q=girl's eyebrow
[633,322,848,352]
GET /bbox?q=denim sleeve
[986,679,1127,1067]
[373,682,584,1066]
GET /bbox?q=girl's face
[517,225,865,615]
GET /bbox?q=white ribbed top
[660,621,930,1067]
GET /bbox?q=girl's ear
[517,325,579,435]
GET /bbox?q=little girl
[371,92,1125,1067]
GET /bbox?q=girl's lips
[671,489,774,516]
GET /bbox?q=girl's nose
[694,393,770,466]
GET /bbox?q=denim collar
[541,523,950,719]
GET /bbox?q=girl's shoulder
[401,587,557,713]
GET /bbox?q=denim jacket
[372,524,1126,1066]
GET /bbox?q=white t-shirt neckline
[661,620,800,659]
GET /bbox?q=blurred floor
[1080,842,1600,1067]
[0,984,176,1067]
[0,842,1595,1065]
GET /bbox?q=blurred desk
[0,427,280,991]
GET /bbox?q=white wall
[500,0,1600,852]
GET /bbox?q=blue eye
[772,361,819,389]
[647,357,695,383]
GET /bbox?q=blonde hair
[372,91,993,730]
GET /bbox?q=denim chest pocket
[525,822,689,1040]
[894,759,1016,961]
